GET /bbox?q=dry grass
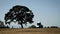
[0,28,60,34]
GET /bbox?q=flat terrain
[0,28,60,34]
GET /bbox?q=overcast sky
[0,0,60,28]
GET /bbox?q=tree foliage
[29,25,36,28]
[4,5,34,28]
[37,22,43,28]
[0,20,4,25]
[0,20,9,28]
[50,26,58,28]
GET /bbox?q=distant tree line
[45,26,59,28]
[0,20,9,28]
[29,22,43,28]
[0,20,59,28]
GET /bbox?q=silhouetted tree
[37,22,43,28]
[0,20,9,28]
[47,26,49,28]
[50,26,58,28]
[0,20,4,27]
[4,5,34,28]
[29,25,36,28]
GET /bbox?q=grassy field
[0,28,60,34]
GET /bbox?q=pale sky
[0,0,60,28]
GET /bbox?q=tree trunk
[20,23,23,28]
[18,21,23,28]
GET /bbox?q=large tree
[4,5,34,28]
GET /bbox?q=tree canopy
[37,22,43,28]
[4,5,34,28]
